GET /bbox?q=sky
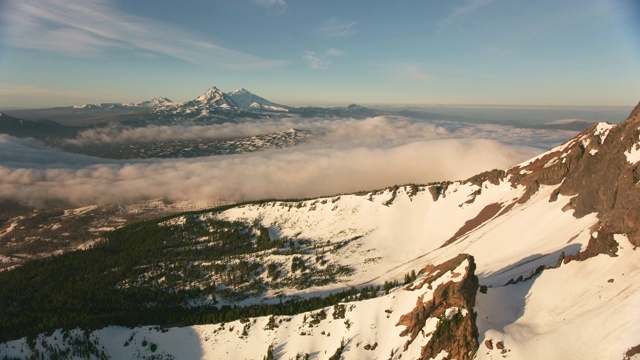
[0,0,639,108]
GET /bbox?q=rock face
[466,101,640,250]
[562,103,640,246]
[396,254,479,360]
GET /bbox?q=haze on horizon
[0,0,639,109]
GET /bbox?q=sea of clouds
[1,116,578,207]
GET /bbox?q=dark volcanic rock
[509,101,640,247]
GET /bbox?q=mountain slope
[228,88,289,112]
[0,113,79,140]
[0,255,479,359]
[508,101,640,247]
[1,104,639,359]
[2,85,387,127]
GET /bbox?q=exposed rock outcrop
[564,230,620,263]
[428,183,450,202]
[396,254,479,360]
[508,102,640,247]
[442,203,503,248]
[465,169,506,188]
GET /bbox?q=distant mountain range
[2,85,604,130]
[0,86,387,160]
[2,86,379,127]
[72,87,289,112]
[0,85,601,145]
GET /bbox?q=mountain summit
[136,97,174,108]
[507,100,640,249]
[163,86,288,116]
[193,86,238,108]
[227,88,288,111]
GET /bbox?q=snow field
[0,258,472,360]
[475,235,640,360]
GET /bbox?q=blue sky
[0,0,638,108]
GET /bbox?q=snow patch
[624,142,640,164]
[63,205,98,217]
[593,122,614,144]
[0,220,20,237]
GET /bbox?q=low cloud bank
[2,116,575,207]
[64,116,575,149]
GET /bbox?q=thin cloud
[0,1,287,69]
[392,63,432,82]
[303,49,343,70]
[314,18,357,38]
[251,0,287,15]
[303,51,331,69]
[252,0,287,7]
[437,0,494,32]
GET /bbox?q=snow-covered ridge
[4,106,640,358]
[71,86,287,113]
[228,87,289,112]
[2,176,638,358]
[73,97,175,109]
[513,121,611,168]
[0,255,478,360]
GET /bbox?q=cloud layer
[1,116,575,207]
[65,116,575,149]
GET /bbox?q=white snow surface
[0,258,474,360]
[2,172,638,358]
[215,182,596,291]
[625,133,640,164]
[593,122,614,144]
[475,235,640,360]
[228,88,288,111]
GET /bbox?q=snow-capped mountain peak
[228,88,249,96]
[136,97,174,108]
[227,87,288,112]
[195,86,223,102]
[191,86,238,109]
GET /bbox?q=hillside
[0,103,639,359]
